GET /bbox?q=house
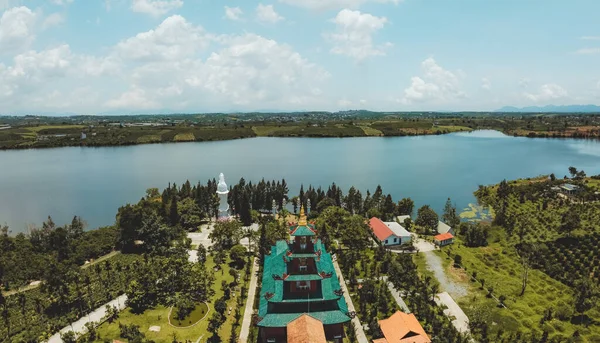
[560,184,581,196]
[437,221,454,236]
[434,233,454,247]
[369,217,412,246]
[257,207,350,342]
[374,310,431,343]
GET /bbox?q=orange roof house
[376,311,431,343]
[433,233,454,246]
[286,314,327,343]
[369,217,395,241]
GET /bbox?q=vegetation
[3,112,600,150]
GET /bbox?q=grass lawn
[25,125,85,132]
[137,135,162,143]
[358,125,383,136]
[174,133,195,141]
[169,302,209,327]
[94,255,251,343]
[435,239,600,340]
[437,125,473,132]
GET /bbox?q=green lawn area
[136,135,162,143]
[94,255,251,343]
[358,125,383,136]
[25,125,85,132]
[251,125,300,136]
[436,125,473,132]
[436,239,600,340]
[173,133,195,142]
[169,302,209,328]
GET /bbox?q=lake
[1,130,600,234]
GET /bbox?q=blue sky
[0,0,599,114]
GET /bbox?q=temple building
[257,207,352,343]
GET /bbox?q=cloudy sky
[0,0,599,114]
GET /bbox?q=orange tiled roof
[369,217,395,241]
[434,233,454,241]
[287,314,327,343]
[378,311,431,343]
[373,338,389,343]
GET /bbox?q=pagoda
[257,206,352,343]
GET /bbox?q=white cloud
[574,47,600,55]
[580,36,600,41]
[524,83,568,102]
[279,0,400,10]
[518,78,530,88]
[325,9,389,61]
[256,4,284,24]
[224,6,243,21]
[338,99,352,107]
[106,87,159,109]
[50,0,74,5]
[115,15,209,61]
[43,13,65,29]
[0,6,37,54]
[131,0,183,17]
[481,77,491,91]
[400,57,466,104]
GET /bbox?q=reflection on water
[568,140,600,157]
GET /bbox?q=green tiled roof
[290,224,317,236]
[285,274,323,281]
[258,310,351,327]
[258,237,350,328]
[289,253,317,258]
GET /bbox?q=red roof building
[434,233,454,247]
[375,311,431,343]
[369,217,411,246]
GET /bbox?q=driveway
[434,292,470,334]
[48,294,128,343]
[412,235,436,252]
[424,251,467,298]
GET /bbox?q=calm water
[2,130,600,234]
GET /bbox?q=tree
[573,277,599,318]
[340,215,371,251]
[569,166,578,178]
[197,244,207,264]
[174,294,195,321]
[559,208,580,238]
[60,331,77,343]
[170,197,180,226]
[442,197,460,228]
[516,245,535,296]
[415,205,438,234]
[210,220,242,250]
[138,213,173,253]
[229,244,247,268]
[396,198,414,216]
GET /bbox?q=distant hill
[496,104,600,113]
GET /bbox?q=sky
[0,0,599,114]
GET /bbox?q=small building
[81,132,87,140]
[369,217,411,246]
[437,221,454,236]
[560,184,581,195]
[374,310,431,343]
[434,233,454,247]
[286,314,327,343]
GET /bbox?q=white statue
[216,173,230,219]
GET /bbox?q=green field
[94,255,249,343]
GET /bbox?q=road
[187,223,259,249]
[332,259,368,343]
[47,294,128,343]
[424,251,467,298]
[385,280,411,313]
[238,257,259,343]
[434,292,471,334]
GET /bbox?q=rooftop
[369,217,395,241]
[385,221,411,238]
[561,183,580,191]
[437,221,452,234]
[286,314,326,343]
[434,232,454,241]
[378,311,431,343]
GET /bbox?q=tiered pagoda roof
[257,207,351,328]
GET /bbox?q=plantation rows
[528,235,600,287]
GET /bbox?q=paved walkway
[48,294,128,343]
[238,257,259,343]
[332,259,368,343]
[434,292,471,334]
[424,251,467,298]
[385,280,411,313]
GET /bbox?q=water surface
[1,130,599,233]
